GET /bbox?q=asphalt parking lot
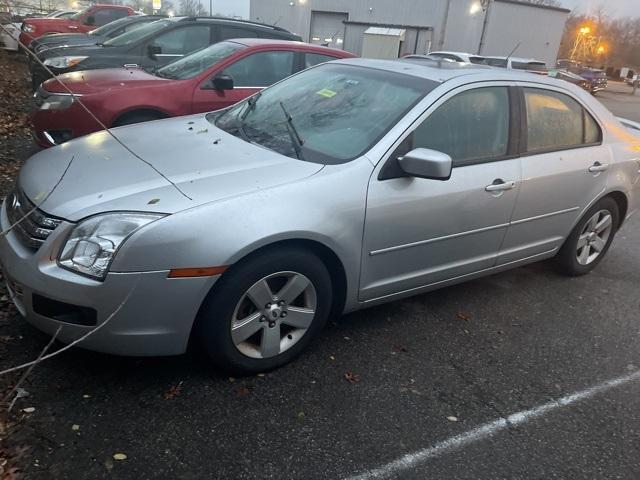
[1,67,640,479]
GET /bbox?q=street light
[597,45,606,54]
[579,26,591,35]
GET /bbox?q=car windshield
[88,16,132,36]
[103,19,172,47]
[155,41,245,80]
[211,63,433,164]
[513,61,548,72]
[70,7,90,21]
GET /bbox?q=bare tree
[179,0,206,16]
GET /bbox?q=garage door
[309,11,347,49]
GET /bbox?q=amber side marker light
[168,266,228,278]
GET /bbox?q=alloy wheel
[230,271,317,359]
[576,209,613,266]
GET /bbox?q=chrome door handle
[588,162,609,173]
[485,180,516,192]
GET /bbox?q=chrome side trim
[369,222,509,256]
[510,206,579,226]
[362,248,558,304]
[370,207,579,256]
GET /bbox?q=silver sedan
[2,58,639,373]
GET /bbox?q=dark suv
[27,15,167,57]
[31,16,302,89]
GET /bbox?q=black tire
[113,112,166,127]
[554,197,619,276]
[196,247,333,374]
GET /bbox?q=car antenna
[505,42,521,63]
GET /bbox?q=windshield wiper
[279,101,305,160]
[240,92,261,121]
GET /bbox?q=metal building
[249,0,570,65]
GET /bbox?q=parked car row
[32,38,352,146]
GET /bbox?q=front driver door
[360,84,522,302]
[193,50,296,113]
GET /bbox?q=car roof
[173,16,294,33]
[228,38,350,55]
[334,57,565,85]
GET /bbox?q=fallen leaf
[164,382,183,400]
[196,128,208,134]
[344,372,360,383]
[71,424,80,431]
[256,373,265,378]
[297,411,305,420]
[235,387,250,397]
[113,453,127,461]
[393,344,408,353]
[228,377,235,383]
[329,355,335,361]
[82,394,91,398]
[22,407,35,413]
[447,416,458,422]
[456,312,472,321]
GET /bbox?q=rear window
[485,58,508,68]
[513,61,548,72]
[469,56,487,65]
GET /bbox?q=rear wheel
[554,197,619,276]
[196,247,333,374]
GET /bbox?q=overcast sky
[209,0,250,18]
[211,0,639,20]
[559,0,637,17]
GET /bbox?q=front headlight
[36,93,75,110]
[58,213,165,280]
[43,55,88,69]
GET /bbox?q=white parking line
[346,369,640,480]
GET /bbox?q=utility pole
[209,0,212,16]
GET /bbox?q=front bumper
[0,199,216,356]
[31,100,101,147]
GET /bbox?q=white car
[428,51,487,65]
[0,22,21,51]
[485,56,548,74]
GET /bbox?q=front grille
[5,188,62,250]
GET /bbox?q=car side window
[217,26,259,40]
[305,53,338,68]
[221,51,295,87]
[394,86,510,167]
[524,88,601,152]
[152,26,210,55]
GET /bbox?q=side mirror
[398,148,452,181]
[211,74,234,91]
[147,44,161,58]
[85,15,95,26]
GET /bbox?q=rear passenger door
[141,25,212,68]
[497,86,609,264]
[193,50,296,112]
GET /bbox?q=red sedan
[32,39,354,147]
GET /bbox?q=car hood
[19,113,323,221]
[38,43,103,59]
[35,32,99,49]
[43,67,169,95]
